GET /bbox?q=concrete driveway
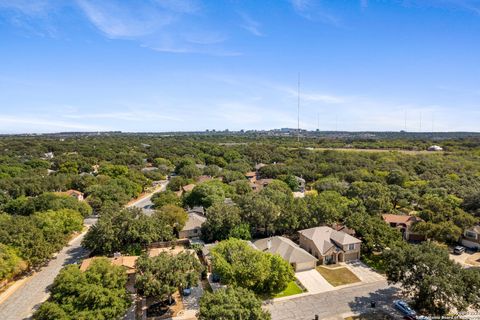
[345,261,384,283]
[295,269,333,294]
[450,252,480,268]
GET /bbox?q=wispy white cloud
[62,110,181,122]
[289,0,341,25]
[0,115,108,132]
[74,0,238,55]
[0,0,51,16]
[290,0,312,13]
[401,0,480,15]
[238,12,264,36]
[75,0,172,38]
[275,85,346,104]
[154,0,200,14]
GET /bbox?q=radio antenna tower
[297,73,300,142]
[419,111,422,132]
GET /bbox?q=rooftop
[254,236,317,264]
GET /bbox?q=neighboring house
[54,189,84,201]
[182,184,196,193]
[427,145,443,151]
[251,178,273,192]
[298,226,362,265]
[462,226,480,250]
[178,212,206,239]
[245,171,257,183]
[43,152,54,159]
[254,236,317,271]
[255,163,266,171]
[197,175,213,184]
[331,223,356,237]
[80,255,138,293]
[382,214,425,241]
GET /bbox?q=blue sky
[0,0,479,133]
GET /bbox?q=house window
[465,231,477,239]
[348,244,355,251]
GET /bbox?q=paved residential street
[128,180,168,214]
[0,229,91,320]
[266,280,401,320]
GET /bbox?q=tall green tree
[385,242,471,315]
[198,287,271,320]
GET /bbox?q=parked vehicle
[394,300,416,316]
[182,287,192,296]
[453,246,466,255]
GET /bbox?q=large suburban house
[254,236,317,272]
[178,212,206,240]
[298,226,361,265]
[462,225,480,250]
[382,214,425,241]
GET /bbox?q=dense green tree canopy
[33,258,130,320]
[198,287,271,320]
[211,238,294,295]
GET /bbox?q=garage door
[295,261,316,271]
[344,252,359,262]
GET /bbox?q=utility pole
[404,109,407,131]
[419,111,422,132]
[431,112,434,133]
[297,72,300,142]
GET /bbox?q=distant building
[179,212,206,240]
[197,175,213,184]
[382,214,425,241]
[182,184,196,193]
[461,225,480,250]
[427,145,443,151]
[54,189,84,201]
[251,178,274,192]
[245,171,257,183]
[43,152,54,159]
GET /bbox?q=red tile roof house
[382,214,426,242]
[54,189,84,201]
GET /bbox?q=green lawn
[316,266,360,287]
[274,281,304,298]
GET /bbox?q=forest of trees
[0,134,479,317]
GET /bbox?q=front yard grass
[316,266,360,287]
[273,281,304,298]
